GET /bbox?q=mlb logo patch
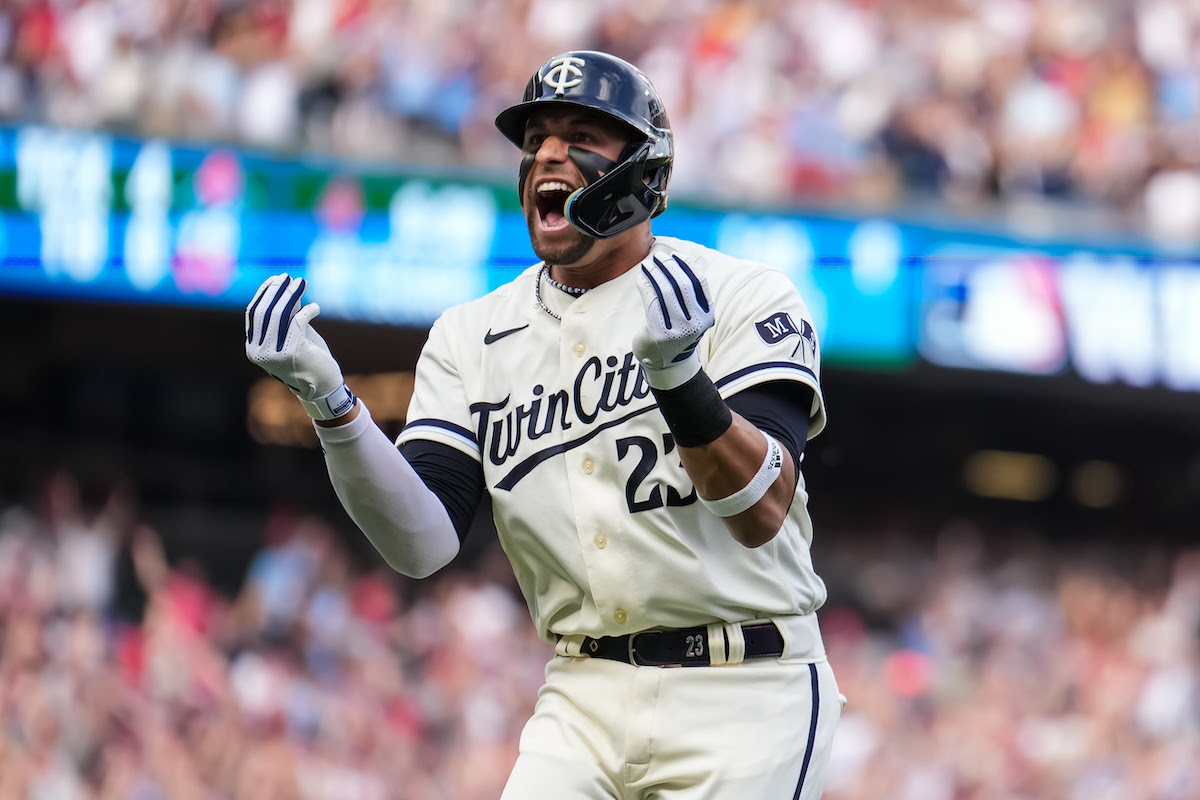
[755,312,817,367]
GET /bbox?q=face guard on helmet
[495,51,673,239]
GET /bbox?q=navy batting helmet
[495,51,673,239]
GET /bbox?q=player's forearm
[313,402,459,577]
[677,413,796,548]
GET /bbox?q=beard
[525,206,596,266]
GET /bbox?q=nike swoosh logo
[484,324,529,344]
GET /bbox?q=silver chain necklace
[535,265,587,321]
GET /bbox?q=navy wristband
[650,370,733,447]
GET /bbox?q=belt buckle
[627,629,662,667]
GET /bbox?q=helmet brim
[494,99,649,150]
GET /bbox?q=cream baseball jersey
[397,236,828,642]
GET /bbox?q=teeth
[537,181,573,193]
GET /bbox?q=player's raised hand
[632,251,714,391]
[244,274,356,420]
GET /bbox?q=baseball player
[245,50,841,799]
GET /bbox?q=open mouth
[535,180,575,232]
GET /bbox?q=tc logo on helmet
[543,55,585,96]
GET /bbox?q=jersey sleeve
[396,314,483,461]
[705,267,827,438]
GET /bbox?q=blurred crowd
[0,0,1198,242]
[817,521,1200,800]
[0,471,551,800]
[2,471,1198,799]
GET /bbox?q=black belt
[581,623,784,667]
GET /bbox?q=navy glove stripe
[276,278,305,352]
[245,281,272,344]
[654,256,691,322]
[673,254,708,313]
[671,342,699,363]
[258,276,292,346]
[641,264,672,330]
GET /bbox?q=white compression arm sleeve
[313,403,460,578]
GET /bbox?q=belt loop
[706,623,727,667]
[556,634,587,658]
[723,622,746,665]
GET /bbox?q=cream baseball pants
[500,653,842,799]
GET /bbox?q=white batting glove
[244,274,356,420]
[632,251,714,391]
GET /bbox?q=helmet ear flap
[643,156,672,216]
[565,141,665,238]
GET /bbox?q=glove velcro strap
[298,382,357,421]
[699,433,783,518]
[650,370,732,448]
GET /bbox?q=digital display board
[917,246,1200,392]
[1,124,1198,391]
[0,125,515,321]
[0,125,917,368]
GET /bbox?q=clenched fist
[632,251,714,390]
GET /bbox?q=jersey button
[573,343,585,357]
[613,609,627,624]
[594,534,607,549]
[582,458,595,474]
